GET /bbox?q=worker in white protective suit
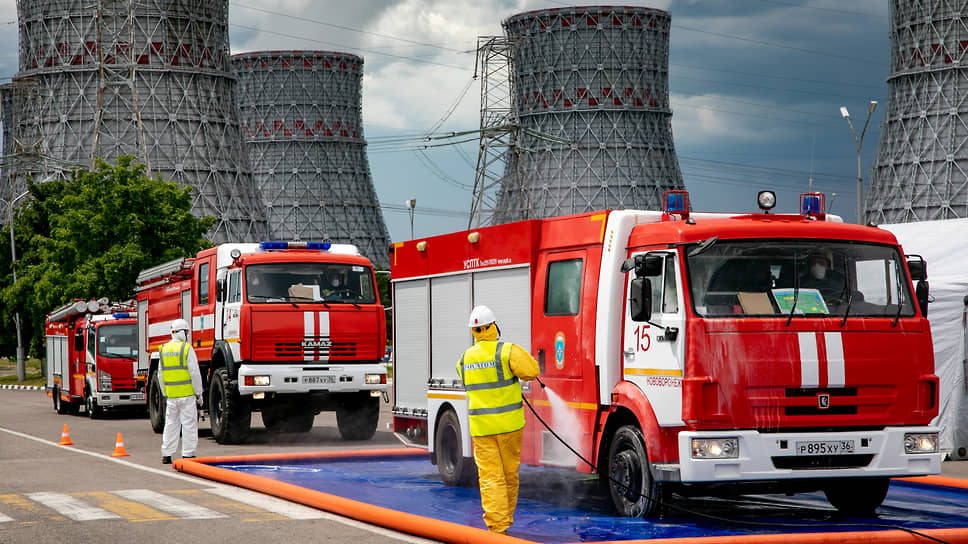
[159,318,203,464]
[457,305,540,534]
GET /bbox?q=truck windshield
[97,323,138,359]
[686,240,916,318]
[245,263,377,304]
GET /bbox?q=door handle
[537,348,545,373]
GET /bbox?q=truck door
[534,250,586,381]
[531,250,587,465]
[622,250,685,426]
[192,257,213,355]
[222,268,243,352]
[72,329,86,397]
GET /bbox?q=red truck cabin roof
[627,213,902,248]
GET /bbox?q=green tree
[0,156,215,356]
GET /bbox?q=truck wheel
[54,387,68,415]
[209,367,251,444]
[336,393,379,440]
[148,370,165,433]
[85,390,103,419]
[434,409,477,487]
[823,477,890,515]
[604,425,664,517]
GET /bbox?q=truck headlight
[692,437,739,459]
[244,375,270,387]
[98,370,112,392]
[904,432,938,454]
[365,373,386,385]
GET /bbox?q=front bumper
[237,363,388,395]
[675,427,941,482]
[95,391,146,407]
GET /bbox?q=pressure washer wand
[534,375,547,389]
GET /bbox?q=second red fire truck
[391,191,940,516]
[45,299,143,418]
[135,242,388,444]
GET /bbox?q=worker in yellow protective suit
[457,305,540,534]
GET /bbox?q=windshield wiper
[892,272,904,327]
[688,236,719,257]
[786,253,801,327]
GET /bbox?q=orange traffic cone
[57,424,73,446]
[110,432,130,457]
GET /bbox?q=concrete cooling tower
[496,5,685,222]
[232,51,391,269]
[867,1,968,223]
[6,0,267,242]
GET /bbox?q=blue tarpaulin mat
[212,454,968,543]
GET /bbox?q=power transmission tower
[468,36,529,229]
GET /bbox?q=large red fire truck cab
[45,299,143,418]
[136,242,388,444]
[391,191,940,516]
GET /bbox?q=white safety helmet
[170,318,190,334]
[468,305,497,328]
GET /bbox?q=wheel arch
[599,381,666,472]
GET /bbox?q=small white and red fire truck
[391,191,940,516]
[45,299,143,418]
[135,242,388,444]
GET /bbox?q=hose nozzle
[534,376,546,389]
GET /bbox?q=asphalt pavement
[0,387,440,544]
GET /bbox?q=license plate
[302,376,336,385]
[795,440,855,455]
[131,393,145,401]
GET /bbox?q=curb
[0,384,44,391]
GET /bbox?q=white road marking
[0,512,13,523]
[204,486,325,519]
[26,492,121,521]
[112,489,226,519]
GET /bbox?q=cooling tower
[496,5,685,222]
[232,51,391,269]
[867,1,968,223]
[8,0,268,242]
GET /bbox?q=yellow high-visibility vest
[160,340,194,398]
[457,341,524,437]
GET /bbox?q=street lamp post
[4,189,30,382]
[840,101,878,225]
[405,198,416,239]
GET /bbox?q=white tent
[884,219,968,459]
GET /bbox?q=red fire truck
[135,242,388,444]
[391,191,940,516]
[45,299,143,418]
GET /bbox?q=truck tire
[85,389,103,419]
[336,393,379,440]
[434,409,477,487]
[148,370,165,433]
[209,367,251,444]
[823,477,890,515]
[54,387,69,414]
[604,425,664,517]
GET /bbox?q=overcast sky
[0,0,891,242]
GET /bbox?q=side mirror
[916,280,929,317]
[74,333,84,352]
[620,254,664,277]
[907,255,927,281]
[216,278,226,303]
[629,277,652,322]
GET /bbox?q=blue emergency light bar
[259,241,332,251]
[112,312,131,318]
[800,192,825,216]
[663,190,690,214]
